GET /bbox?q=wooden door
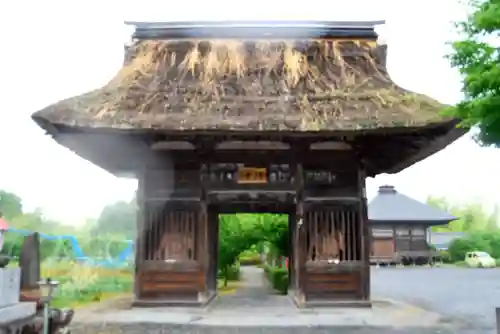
[372,239,394,257]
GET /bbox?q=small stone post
[496,307,500,334]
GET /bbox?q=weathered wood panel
[135,185,209,305]
[138,265,204,301]
[145,167,201,200]
[296,202,366,305]
[304,264,362,301]
[303,169,358,199]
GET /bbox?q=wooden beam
[151,141,195,150]
[384,126,465,174]
[215,141,290,150]
[310,141,352,151]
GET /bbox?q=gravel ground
[68,266,499,333]
[371,266,500,333]
[69,324,470,334]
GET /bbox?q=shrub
[226,264,241,281]
[437,250,452,263]
[3,234,74,261]
[239,254,261,266]
[448,232,498,262]
[265,266,288,295]
[218,264,240,283]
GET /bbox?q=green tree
[486,205,499,230]
[94,199,136,239]
[218,214,263,286]
[448,0,500,145]
[427,196,496,232]
[0,190,23,219]
[258,215,289,258]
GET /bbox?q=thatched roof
[32,34,450,132]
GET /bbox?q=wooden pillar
[287,212,294,289]
[133,171,145,303]
[208,207,219,296]
[358,166,370,301]
[197,199,210,304]
[291,161,306,305]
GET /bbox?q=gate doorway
[212,207,294,297]
[215,213,291,301]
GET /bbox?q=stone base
[0,302,36,326]
[288,289,371,309]
[72,297,444,329]
[132,291,217,308]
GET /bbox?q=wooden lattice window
[305,208,361,263]
[411,227,426,237]
[143,203,199,262]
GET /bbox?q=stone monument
[19,233,41,291]
[0,215,37,333]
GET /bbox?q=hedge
[239,254,262,266]
[264,265,288,294]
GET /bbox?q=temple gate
[31,20,464,307]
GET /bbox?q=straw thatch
[33,39,448,132]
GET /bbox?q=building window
[411,227,426,236]
[372,228,393,238]
[395,228,410,236]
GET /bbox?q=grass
[40,260,133,308]
[217,279,241,295]
[10,259,243,308]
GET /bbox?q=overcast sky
[0,0,498,224]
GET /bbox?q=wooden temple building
[31,21,464,307]
[368,185,456,265]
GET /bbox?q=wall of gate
[134,168,211,306]
[300,204,365,303]
[133,149,371,307]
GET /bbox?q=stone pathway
[210,266,296,312]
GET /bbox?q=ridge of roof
[368,185,456,223]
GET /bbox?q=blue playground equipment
[6,228,134,268]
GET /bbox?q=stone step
[68,323,467,334]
